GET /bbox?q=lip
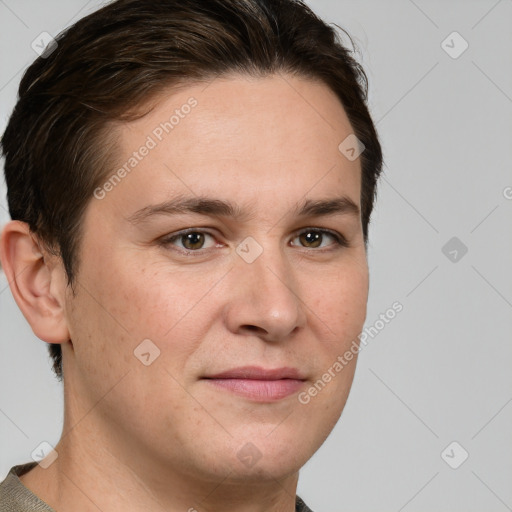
[202,366,306,402]
[205,366,305,380]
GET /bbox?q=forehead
[96,74,362,220]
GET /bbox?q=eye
[291,228,348,249]
[163,229,218,251]
[160,227,348,255]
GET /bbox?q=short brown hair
[1,0,383,380]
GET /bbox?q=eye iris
[300,231,322,248]
[182,232,204,250]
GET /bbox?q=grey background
[1,1,511,511]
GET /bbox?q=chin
[225,426,319,480]
[174,428,313,484]
[224,449,305,484]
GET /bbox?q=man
[0,0,382,510]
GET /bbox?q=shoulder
[0,463,55,512]
[296,495,315,512]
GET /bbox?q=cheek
[299,269,367,428]
[65,261,207,416]
[70,250,224,373]
[310,260,369,340]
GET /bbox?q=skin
[1,73,368,512]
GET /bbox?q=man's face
[62,74,368,482]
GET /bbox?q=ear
[0,220,70,344]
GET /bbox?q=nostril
[242,324,267,334]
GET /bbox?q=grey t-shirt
[0,464,53,512]
[0,463,314,512]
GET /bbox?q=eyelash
[159,227,349,256]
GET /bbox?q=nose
[224,245,307,342]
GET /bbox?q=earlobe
[0,220,70,344]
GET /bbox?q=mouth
[201,366,306,402]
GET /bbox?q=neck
[21,407,300,512]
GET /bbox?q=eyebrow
[126,195,360,225]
